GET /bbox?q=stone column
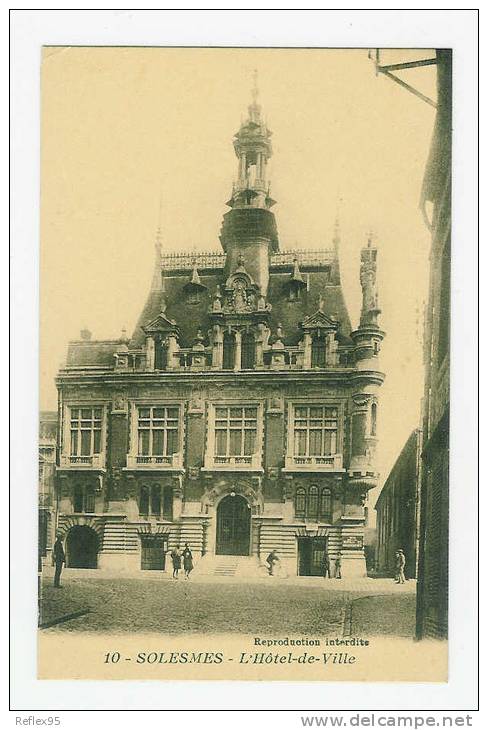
[349,393,370,473]
[303,332,312,368]
[172,478,184,521]
[255,326,264,368]
[212,326,223,369]
[166,334,179,370]
[234,330,242,372]
[145,336,155,370]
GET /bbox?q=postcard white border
[9,7,478,714]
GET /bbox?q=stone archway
[201,477,263,515]
[66,525,99,568]
[216,494,251,556]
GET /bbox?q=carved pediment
[300,310,338,331]
[142,313,179,335]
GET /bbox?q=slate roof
[66,340,119,367]
[65,249,354,367]
[131,255,352,349]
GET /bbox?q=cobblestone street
[40,569,416,638]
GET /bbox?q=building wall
[39,411,57,564]
[375,430,421,579]
[55,373,377,576]
[416,49,451,639]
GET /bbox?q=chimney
[80,328,92,341]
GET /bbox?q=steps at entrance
[213,559,239,576]
[193,555,263,579]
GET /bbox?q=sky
[40,47,437,501]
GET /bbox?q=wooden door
[140,536,166,570]
[216,494,251,555]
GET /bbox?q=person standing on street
[323,552,331,579]
[397,549,406,584]
[334,555,342,579]
[171,545,182,579]
[182,543,193,580]
[52,535,66,588]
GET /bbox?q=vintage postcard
[37,46,450,682]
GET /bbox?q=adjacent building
[39,411,57,565]
[54,84,386,578]
[416,49,451,638]
[375,429,421,579]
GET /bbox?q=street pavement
[40,568,416,638]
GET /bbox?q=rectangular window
[70,407,102,456]
[293,405,338,457]
[73,484,95,513]
[136,406,180,457]
[214,405,258,457]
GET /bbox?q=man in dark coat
[52,535,66,588]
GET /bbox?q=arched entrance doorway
[216,494,251,555]
[66,525,99,568]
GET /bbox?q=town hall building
[54,83,385,578]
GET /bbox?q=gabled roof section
[142,311,179,335]
[300,310,339,330]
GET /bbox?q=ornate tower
[220,72,279,296]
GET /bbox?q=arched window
[241,332,256,369]
[295,487,306,519]
[371,402,377,436]
[139,485,150,516]
[320,488,332,522]
[223,332,236,370]
[311,333,326,367]
[308,485,319,520]
[154,338,168,370]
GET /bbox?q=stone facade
[55,83,386,578]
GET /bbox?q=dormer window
[288,283,302,302]
[183,261,208,306]
[285,258,307,302]
[223,332,236,370]
[311,333,326,367]
[241,332,256,369]
[186,290,201,306]
[154,337,168,370]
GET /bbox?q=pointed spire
[333,216,341,255]
[367,227,375,248]
[248,68,261,124]
[251,69,259,104]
